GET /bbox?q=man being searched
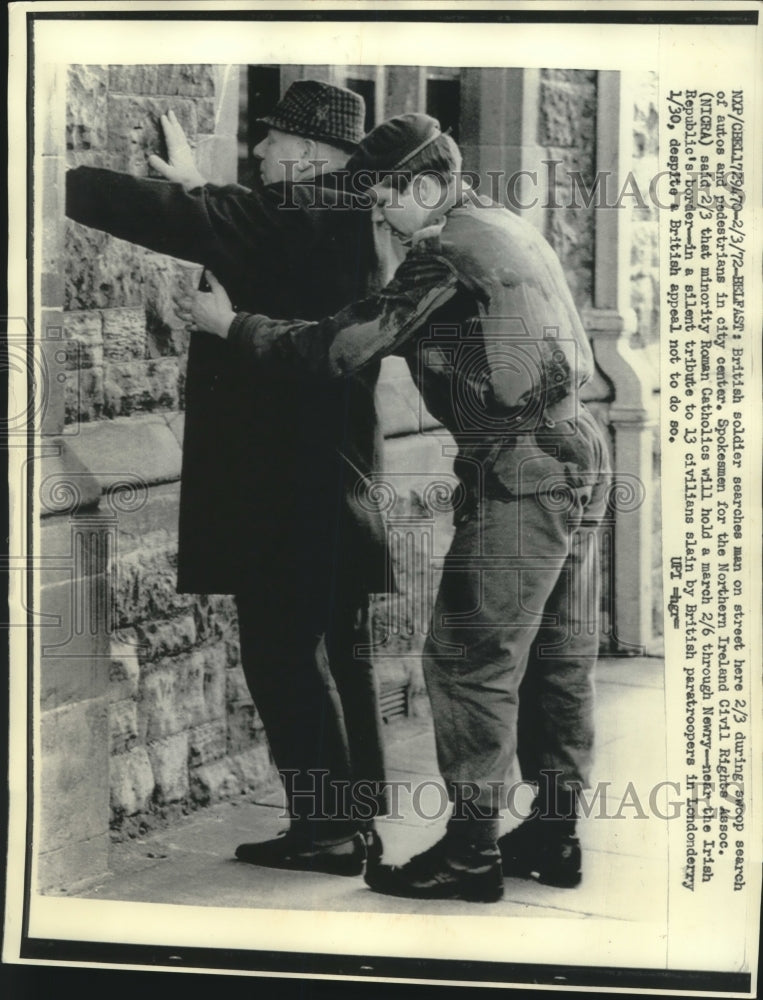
[67,81,399,874]
[179,113,612,903]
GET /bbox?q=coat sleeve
[65,166,302,269]
[226,250,460,378]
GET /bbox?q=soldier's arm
[222,250,460,377]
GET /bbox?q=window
[345,77,377,132]
[240,66,281,183]
[425,74,461,141]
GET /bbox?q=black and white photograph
[4,2,762,994]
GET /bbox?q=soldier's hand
[174,271,236,339]
[148,110,206,190]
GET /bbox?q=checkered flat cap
[256,80,366,149]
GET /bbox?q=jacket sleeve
[226,250,460,378]
[65,166,301,268]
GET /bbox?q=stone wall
[40,65,256,885]
[538,69,598,311]
[629,71,662,638]
[63,64,240,424]
[104,484,276,840]
[630,71,660,347]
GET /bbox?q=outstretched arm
[180,252,460,378]
[66,111,298,270]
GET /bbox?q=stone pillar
[459,68,547,229]
[584,71,655,653]
[37,491,113,891]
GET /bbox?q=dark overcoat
[66,168,390,596]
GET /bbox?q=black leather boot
[364,833,503,902]
[498,784,582,888]
[498,817,582,887]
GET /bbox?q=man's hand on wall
[147,110,207,190]
[174,272,236,339]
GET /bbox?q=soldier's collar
[409,219,447,248]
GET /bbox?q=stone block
[189,719,227,766]
[38,496,110,561]
[109,64,216,98]
[195,98,216,135]
[631,274,659,342]
[227,701,258,755]
[41,271,65,312]
[101,307,147,361]
[103,358,180,417]
[39,318,68,437]
[39,574,111,661]
[41,156,64,280]
[109,633,141,701]
[39,697,110,854]
[65,149,123,171]
[112,480,180,555]
[232,745,279,793]
[65,222,145,311]
[66,414,182,493]
[544,145,596,206]
[110,697,139,754]
[107,95,197,176]
[135,614,197,664]
[631,221,659,270]
[189,757,240,807]
[65,366,104,423]
[113,537,193,627]
[38,438,102,520]
[546,209,594,308]
[194,134,238,186]
[141,650,207,739]
[165,411,185,448]
[193,593,238,645]
[102,360,151,417]
[40,656,110,713]
[147,321,190,361]
[63,311,104,369]
[41,64,67,157]
[67,65,108,152]
[37,832,110,894]
[384,66,423,116]
[189,745,278,805]
[140,253,194,351]
[541,68,597,85]
[539,80,596,148]
[202,644,227,720]
[226,664,252,706]
[110,746,155,817]
[146,731,190,804]
[148,357,181,409]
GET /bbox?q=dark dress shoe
[364,837,503,902]
[498,820,582,888]
[235,830,366,876]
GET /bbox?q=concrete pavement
[69,656,668,921]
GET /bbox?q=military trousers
[423,410,612,812]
